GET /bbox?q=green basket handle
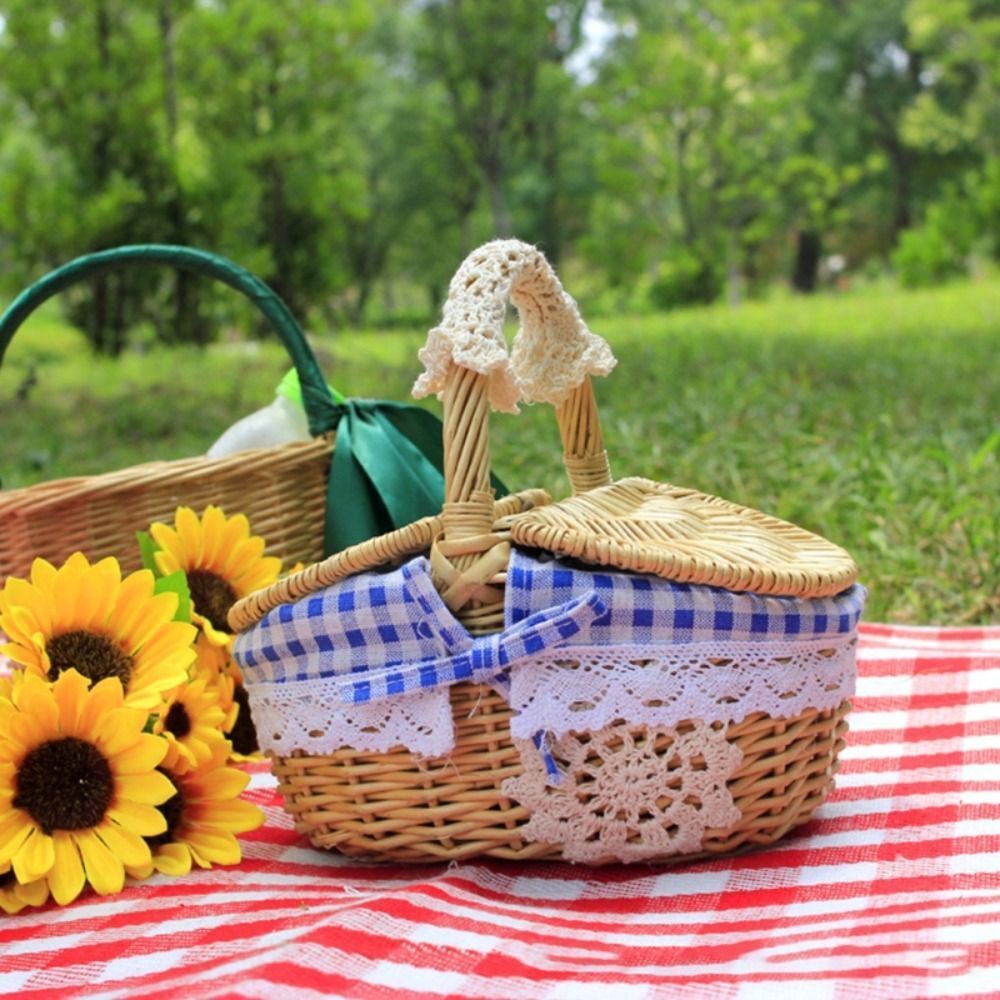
[0,244,341,437]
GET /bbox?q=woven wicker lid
[508,477,858,598]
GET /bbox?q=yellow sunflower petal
[1,607,46,663]
[217,512,252,568]
[149,521,185,571]
[51,562,88,635]
[116,769,176,806]
[107,802,167,837]
[199,506,228,568]
[48,831,86,906]
[0,811,35,866]
[15,877,50,909]
[110,571,163,651]
[191,766,250,801]
[75,828,125,896]
[191,610,233,649]
[107,732,169,776]
[11,679,60,738]
[175,506,205,566]
[96,821,153,869]
[133,622,198,673]
[186,828,241,867]
[13,828,55,883]
[0,889,28,915]
[29,556,59,591]
[188,798,264,834]
[52,669,95,736]
[125,861,155,881]
[72,562,120,633]
[77,676,127,734]
[152,842,193,877]
[0,577,49,627]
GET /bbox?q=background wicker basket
[232,240,862,865]
[0,244,446,582]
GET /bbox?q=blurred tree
[0,0,181,353]
[415,0,587,243]
[585,0,805,304]
[178,0,370,322]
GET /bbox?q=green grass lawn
[1,280,997,624]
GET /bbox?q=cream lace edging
[248,634,856,761]
[506,634,858,740]
[412,240,616,412]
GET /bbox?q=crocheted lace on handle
[413,239,616,413]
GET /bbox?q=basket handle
[0,244,341,437]
[415,239,616,503]
[420,241,616,617]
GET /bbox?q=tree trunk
[484,156,511,238]
[792,230,822,293]
[160,0,206,346]
[90,0,115,355]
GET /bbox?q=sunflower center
[46,630,132,686]
[229,684,259,756]
[13,737,114,834]
[147,769,184,848]
[187,570,238,633]
[164,702,192,740]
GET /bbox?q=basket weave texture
[233,239,861,865]
[0,245,349,582]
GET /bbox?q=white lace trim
[249,633,857,759]
[245,676,455,758]
[503,721,744,863]
[507,635,858,740]
[412,240,615,413]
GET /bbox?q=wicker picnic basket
[0,245,443,583]
[230,239,865,865]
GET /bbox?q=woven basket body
[233,240,862,865]
[0,245,349,582]
[0,439,333,581]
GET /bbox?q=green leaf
[137,531,163,576]
[155,570,193,624]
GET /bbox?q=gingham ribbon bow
[335,591,607,706]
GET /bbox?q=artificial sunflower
[127,741,263,879]
[0,865,49,914]
[0,554,196,713]
[0,670,176,905]
[153,675,228,773]
[149,505,281,643]
[149,506,279,755]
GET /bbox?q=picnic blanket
[2,623,999,999]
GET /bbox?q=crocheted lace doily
[507,634,858,740]
[413,239,616,412]
[503,721,743,864]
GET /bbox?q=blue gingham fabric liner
[505,550,867,643]
[233,557,606,702]
[234,549,865,781]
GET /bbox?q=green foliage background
[0,0,997,345]
[0,1,997,625]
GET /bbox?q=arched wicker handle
[0,244,341,437]
[430,240,614,509]
[424,241,615,617]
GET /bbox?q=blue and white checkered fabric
[506,550,867,643]
[234,557,606,704]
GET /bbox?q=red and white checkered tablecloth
[2,623,999,999]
